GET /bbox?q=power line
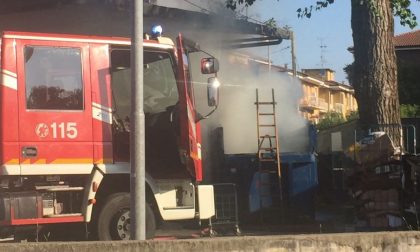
[182,0,212,14]
[270,46,290,55]
[182,0,267,26]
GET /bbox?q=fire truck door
[176,35,202,181]
[16,40,93,174]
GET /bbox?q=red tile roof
[394,30,420,47]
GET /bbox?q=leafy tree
[346,111,359,121]
[226,0,419,147]
[344,47,355,86]
[400,104,420,118]
[314,111,359,130]
[316,111,346,130]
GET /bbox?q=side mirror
[201,58,219,74]
[207,77,220,107]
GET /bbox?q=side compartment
[154,179,196,220]
[15,39,94,175]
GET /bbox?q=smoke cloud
[153,0,311,155]
[192,54,309,155]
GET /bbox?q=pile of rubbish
[346,131,401,168]
[346,131,418,230]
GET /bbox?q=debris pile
[347,131,408,230]
[347,131,401,168]
[354,188,402,228]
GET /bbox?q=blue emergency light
[151,25,163,37]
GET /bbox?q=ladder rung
[258,113,275,116]
[255,102,276,105]
[261,147,277,151]
[258,154,276,159]
[259,135,276,138]
[260,159,276,162]
[259,124,275,127]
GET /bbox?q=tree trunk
[351,0,402,149]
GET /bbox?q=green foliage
[347,110,359,121]
[226,0,419,29]
[264,18,277,29]
[316,111,359,130]
[315,107,420,129]
[296,0,419,28]
[316,111,346,130]
[392,0,419,28]
[343,63,354,84]
[400,104,420,118]
[296,0,335,18]
[225,0,255,10]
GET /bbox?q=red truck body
[0,31,216,240]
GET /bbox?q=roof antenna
[318,38,328,68]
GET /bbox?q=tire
[97,192,156,240]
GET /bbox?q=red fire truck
[0,29,220,240]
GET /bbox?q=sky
[241,0,420,84]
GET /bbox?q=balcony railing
[300,95,319,109]
[333,103,344,114]
[318,98,328,111]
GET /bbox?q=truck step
[45,213,83,218]
[35,185,84,192]
[163,206,194,210]
[46,186,84,192]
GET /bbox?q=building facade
[298,69,358,124]
[394,30,420,106]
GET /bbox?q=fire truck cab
[0,30,219,240]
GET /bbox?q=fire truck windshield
[111,49,178,122]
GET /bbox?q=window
[110,49,178,119]
[25,46,83,110]
[144,51,179,113]
[181,50,194,100]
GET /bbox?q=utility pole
[268,45,271,74]
[290,31,297,77]
[130,0,146,240]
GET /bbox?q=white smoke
[192,53,309,155]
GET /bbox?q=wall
[1,231,420,252]
[396,49,420,105]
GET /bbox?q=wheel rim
[114,209,130,240]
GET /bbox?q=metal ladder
[255,88,283,206]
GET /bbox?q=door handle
[22,146,38,158]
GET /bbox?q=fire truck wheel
[97,192,156,240]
